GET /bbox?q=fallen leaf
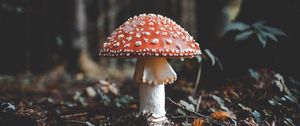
[193,118,205,126]
[211,111,231,121]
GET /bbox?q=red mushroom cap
[99,13,201,58]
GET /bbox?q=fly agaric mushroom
[99,13,201,123]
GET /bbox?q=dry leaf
[86,86,97,97]
[193,118,205,126]
[211,111,231,121]
[108,83,119,95]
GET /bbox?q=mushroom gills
[133,57,177,85]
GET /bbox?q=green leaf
[284,95,297,103]
[268,99,277,106]
[85,121,96,126]
[252,110,262,124]
[181,121,192,126]
[188,96,197,105]
[204,49,224,71]
[253,21,265,27]
[212,95,230,112]
[180,100,190,107]
[262,26,287,36]
[248,69,260,81]
[235,30,254,41]
[256,26,280,43]
[204,49,216,66]
[186,104,196,112]
[264,31,278,42]
[257,33,267,47]
[224,22,250,33]
[195,55,202,63]
[255,26,278,42]
[284,117,295,126]
[238,103,252,112]
[114,95,133,108]
[177,108,187,116]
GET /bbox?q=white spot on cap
[135,33,141,38]
[149,27,155,31]
[151,38,159,44]
[143,32,151,36]
[103,43,108,47]
[189,36,193,41]
[118,34,124,40]
[113,42,120,47]
[165,39,172,44]
[162,32,168,36]
[143,38,148,42]
[155,31,160,35]
[135,41,142,47]
[139,22,145,26]
[191,44,195,48]
[124,43,130,48]
[172,34,178,38]
[126,36,132,41]
[149,22,154,25]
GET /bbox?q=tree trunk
[74,0,101,79]
[181,0,197,36]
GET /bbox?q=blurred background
[0,0,300,125]
[0,0,299,84]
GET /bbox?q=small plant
[225,21,287,47]
[114,95,133,108]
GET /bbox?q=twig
[171,115,198,119]
[167,97,206,118]
[166,97,227,126]
[193,63,202,96]
[64,120,95,126]
[60,112,88,119]
[196,96,202,112]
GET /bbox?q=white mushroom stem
[139,84,166,118]
[133,58,177,119]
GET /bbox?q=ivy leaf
[235,30,254,41]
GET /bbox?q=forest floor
[0,68,300,126]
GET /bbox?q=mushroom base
[139,83,166,118]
